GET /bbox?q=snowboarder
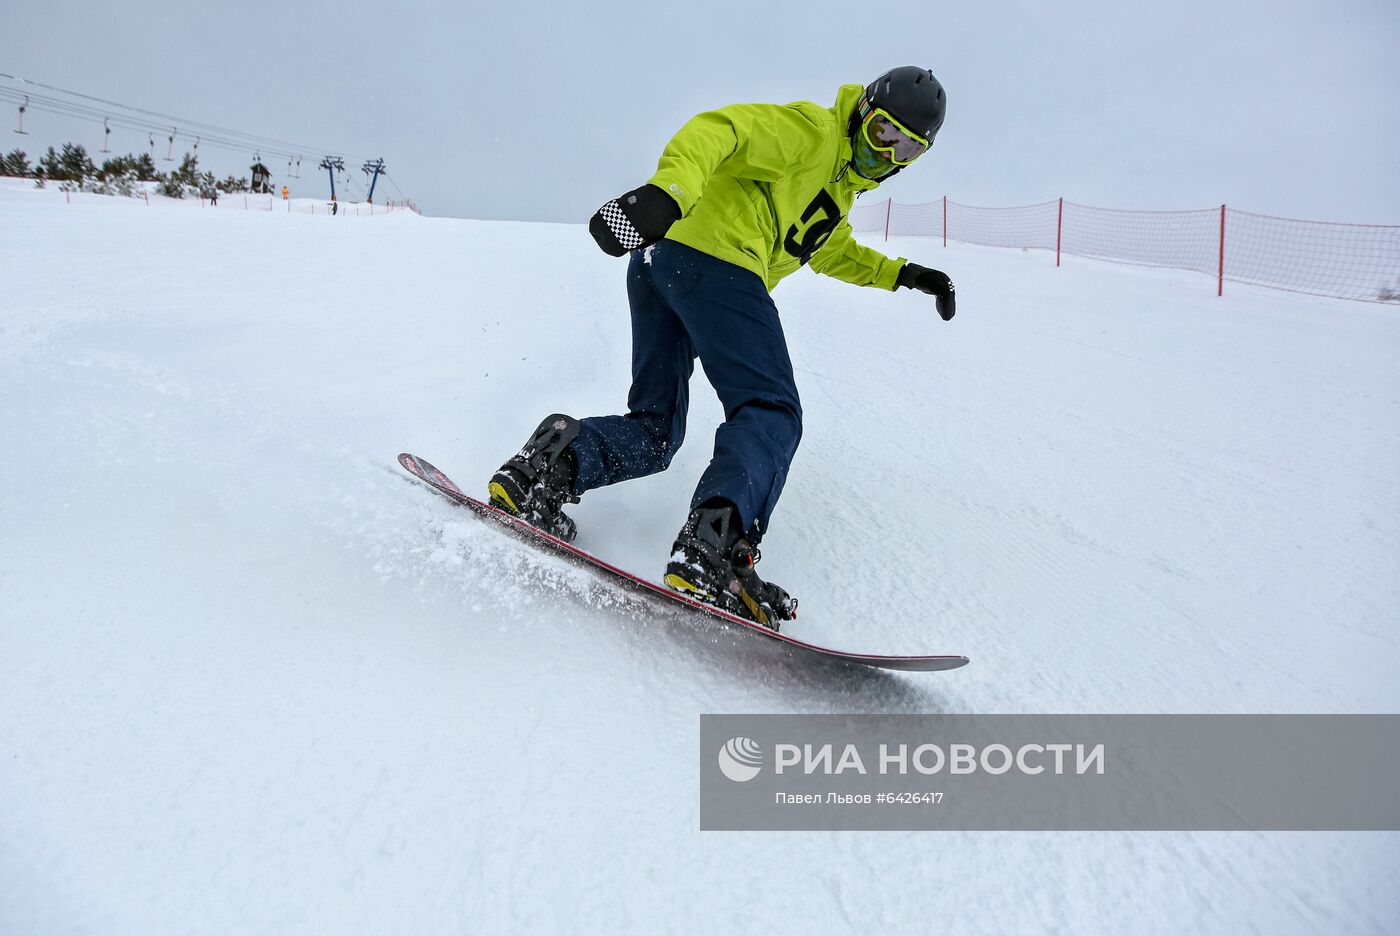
[489,66,956,630]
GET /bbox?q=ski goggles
[858,101,930,165]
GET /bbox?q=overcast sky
[3,0,1397,223]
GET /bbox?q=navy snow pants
[569,239,802,543]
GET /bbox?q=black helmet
[864,66,946,142]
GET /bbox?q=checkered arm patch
[600,199,646,251]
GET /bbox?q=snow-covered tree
[173,152,200,187]
[134,153,158,182]
[36,144,98,182]
[157,173,186,198]
[3,148,31,177]
[37,146,61,179]
[60,143,97,181]
[106,168,141,197]
[100,154,139,179]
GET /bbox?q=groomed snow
[2,184,1397,934]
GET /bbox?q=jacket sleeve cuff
[880,257,909,290]
[646,176,695,216]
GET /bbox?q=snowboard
[398,453,969,673]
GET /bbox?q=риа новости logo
[718,737,763,782]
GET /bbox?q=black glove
[897,262,956,321]
[588,184,682,257]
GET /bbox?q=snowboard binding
[664,503,797,631]
[489,413,582,542]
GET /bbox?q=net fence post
[1218,204,1226,297]
[1057,197,1063,267]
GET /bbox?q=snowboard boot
[488,414,582,541]
[663,503,798,631]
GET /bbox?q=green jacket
[647,83,907,293]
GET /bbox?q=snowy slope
[2,188,1397,934]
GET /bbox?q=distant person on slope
[488,66,956,630]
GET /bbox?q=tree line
[3,143,256,198]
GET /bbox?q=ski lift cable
[0,75,380,164]
[0,90,400,191]
[1,73,414,206]
[0,73,372,160]
[384,171,409,201]
[0,90,365,165]
[0,87,329,159]
[0,94,355,167]
[0,90,316,161]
